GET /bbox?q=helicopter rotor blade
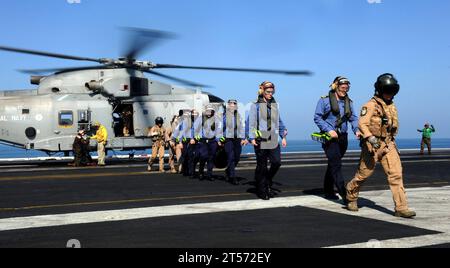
[18,65,112,75]
[0,46,105,63]
[143,70,210,88]
[153,64,313,76]
[120,27,177,60]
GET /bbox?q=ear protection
[258,81,276,95]
[330,76,350,91]
[330,76,342,91]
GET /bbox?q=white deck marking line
[0,186,449,248]
[0,195,325,232]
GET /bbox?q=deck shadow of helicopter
[303,188,395,216]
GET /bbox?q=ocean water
[1,138,449,159]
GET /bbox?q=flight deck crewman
[221,99,247,185]
[247,81,288,200]
[197,105,222,181]
[148,117,167,173]
[187,109,201,178]
[418,123,436,155]
[166,115,181,174]
[72,129,87,167]
[173,110,192,176]
[314,76,360,201]
[346,73,416,218]
[91,122,108,166]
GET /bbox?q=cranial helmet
[155,117,164,125]
[375,73,400,96]
[330,76,350,91]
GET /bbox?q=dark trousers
[199,141,218,177]
[254,145,281,195]
[322,133,348,197]
[73,150,84,166]
[187,143,200,176]
[420,137,431,154]
[224,139,242,178]
[73,148,90,167]
[180,142,190,176]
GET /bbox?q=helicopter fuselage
[0,68,223,154]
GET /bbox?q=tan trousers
[148,141,165,171]
[97,142,106,166]
[168,142,182,171]
[347,141,409,212]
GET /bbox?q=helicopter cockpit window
[59,111,74,126]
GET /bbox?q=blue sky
[0,0,449,140]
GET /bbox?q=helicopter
[0,28,312,156]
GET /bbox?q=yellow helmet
[93,121,101,127]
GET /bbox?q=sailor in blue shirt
[247,81,288,200]
[196,104,222,181]
[173,109,196,176]
[220,99,247,185]
[186,109,202,178]
[313,76,360,201]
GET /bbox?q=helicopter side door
[133,102,174,137]
[77,109,92,132]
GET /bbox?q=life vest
[321,91,352,131]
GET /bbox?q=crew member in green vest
[417,123,436,155]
